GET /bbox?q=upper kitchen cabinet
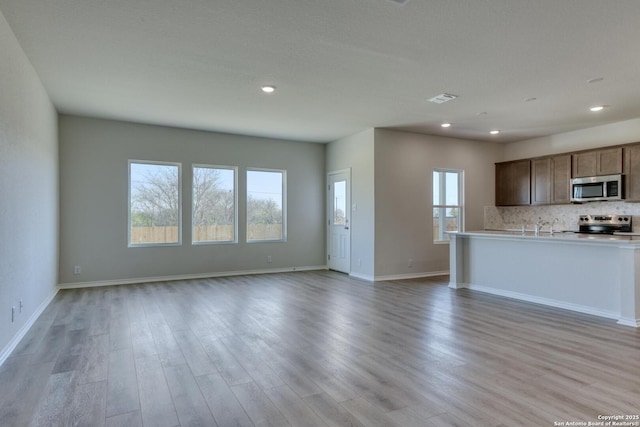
[552,154,572,204]
[496,160,531,206]
[572,147,622,177]
[531,154,571,205]
[624,144,640,201]
[531,158,551,205]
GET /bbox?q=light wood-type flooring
[1,271,640,426]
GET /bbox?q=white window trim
[128,160,182,248]
[192,164,239,245]
[246,168,287,243]
[433,168,464,244]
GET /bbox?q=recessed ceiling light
[441,123,451,128]
[261,85,276,93]
[590,105,604,112]
[490,130,500,135]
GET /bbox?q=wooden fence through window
[130,224,282,244]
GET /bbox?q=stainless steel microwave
[571,174,623,202]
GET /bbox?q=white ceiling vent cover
[428,93,458,104]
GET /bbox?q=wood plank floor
[1,271,640,426]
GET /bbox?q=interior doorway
[327,169,351,273]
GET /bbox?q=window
[333,180,347,226]
[192,165,237,243]
[129,161,181,246]
[247,169,286,242]
[433,169,463,242]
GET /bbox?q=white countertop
[449,229,640,245]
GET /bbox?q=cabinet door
[531,158,551,205]
[597,147,623,175]
[513,160,531,205]
[495,162,512,206]
[572,151,597,177]
[573,148,622,177]
[495,160,531,206]
[551,154,572,204]
[624,144,640,201]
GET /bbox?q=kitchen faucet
[549,218,559,235]
[534,219,548,236]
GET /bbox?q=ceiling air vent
[387,0,411,4]
[428,93,458,104]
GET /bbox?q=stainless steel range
[578,214,632,234]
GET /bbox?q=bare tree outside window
[192,166,236,243]
[129,163,284,244]
[129,161,181,246]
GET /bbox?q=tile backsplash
[484,201,640,232]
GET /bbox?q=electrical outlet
[408,259,413,268]
[73,265,81,275]
[267,256,272,263]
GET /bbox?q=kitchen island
[448,230,640,327]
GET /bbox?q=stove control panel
[578,214,632,234]
[578,214,631,224]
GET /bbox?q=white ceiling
[1,0,640,143]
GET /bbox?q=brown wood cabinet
[551,154,572,204]
[495,160,531,206]
[530,155,572,205]
[495,143,637,208]
[572,147,622,177]
[531,158,551,205]
[495,162,510,206]
[572,151,596,177]
[624,144,640,201]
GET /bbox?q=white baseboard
[375,270,449,282]
[617,317,640,328]
[0,287,59,368]
[57,265,327,289]
[448,281,468,289]
[460,283,620,321]
[349,272,375,282]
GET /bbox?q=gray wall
[327,128,501,280]
[0,11,58,359]
[326,129,375,280]
[58,116,325,284]
[503,118,640,161]
[374,129,501,278]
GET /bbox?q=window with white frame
[129,161,181,246]
[247,169,286,242]
[433,169,463,242]
[192,165,237,244]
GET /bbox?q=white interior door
[327,170,350,273]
